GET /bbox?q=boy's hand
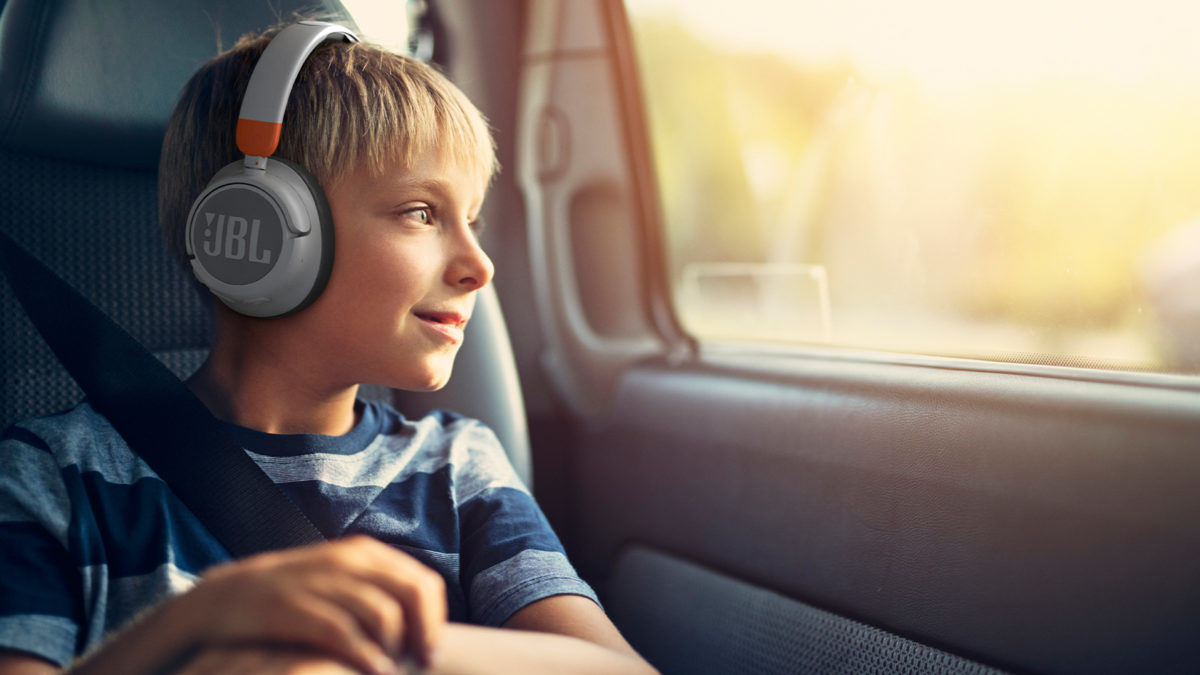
[181,535,445,674]
[172,645,364,675]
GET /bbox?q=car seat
[0,0,532,483]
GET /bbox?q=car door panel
[608,545,1006,674]
[572,359,1200,673]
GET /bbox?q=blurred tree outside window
[626,0,1200,372]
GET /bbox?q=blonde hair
[158,24,497,267]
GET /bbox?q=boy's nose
[449,230,494,291]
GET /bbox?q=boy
[0,21,653,675]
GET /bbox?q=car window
[339,0,425,57]
[626,0,1200,374]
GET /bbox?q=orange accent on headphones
[236,119,283,159]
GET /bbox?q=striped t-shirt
[0,399,597,666]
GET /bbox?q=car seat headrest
[0,0,351,170]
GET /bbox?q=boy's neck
[188,311,362,436]
[187,360,361,436]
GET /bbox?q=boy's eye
[401,206,433,224]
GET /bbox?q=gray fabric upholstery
[0,0,322,170]
[0,147,211,428]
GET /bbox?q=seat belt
[0,230,326,558]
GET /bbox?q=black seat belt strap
[0,230,326,558]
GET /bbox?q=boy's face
[303,151,493,392]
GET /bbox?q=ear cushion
[269,156,335,316]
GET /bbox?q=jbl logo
[201,212,273,264]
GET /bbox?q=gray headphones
[185,21,359,317]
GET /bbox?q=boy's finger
[331,536,448,662]
[284,594,399,675]
[365,551,447,661]
[393,568,447,664]
[178,645,364,675]
[312,576,406,659]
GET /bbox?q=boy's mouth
[414,310,468,344]
[414,311,467,327]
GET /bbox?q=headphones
[185,21,359,317]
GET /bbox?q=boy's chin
[367,352,460,393]
[413,378,450,393]
[392,366,455,393]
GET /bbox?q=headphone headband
[236,21,359,158]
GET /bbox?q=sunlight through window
[628,0,1200,372]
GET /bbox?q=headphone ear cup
[185,158,334,317]
[269,157,335,314]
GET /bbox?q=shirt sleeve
[0,425,82,666]
[449,421,600,626]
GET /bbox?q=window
[339,0,429,58]
[626,0,1200,373]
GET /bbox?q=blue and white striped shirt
[0,400,597,666]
